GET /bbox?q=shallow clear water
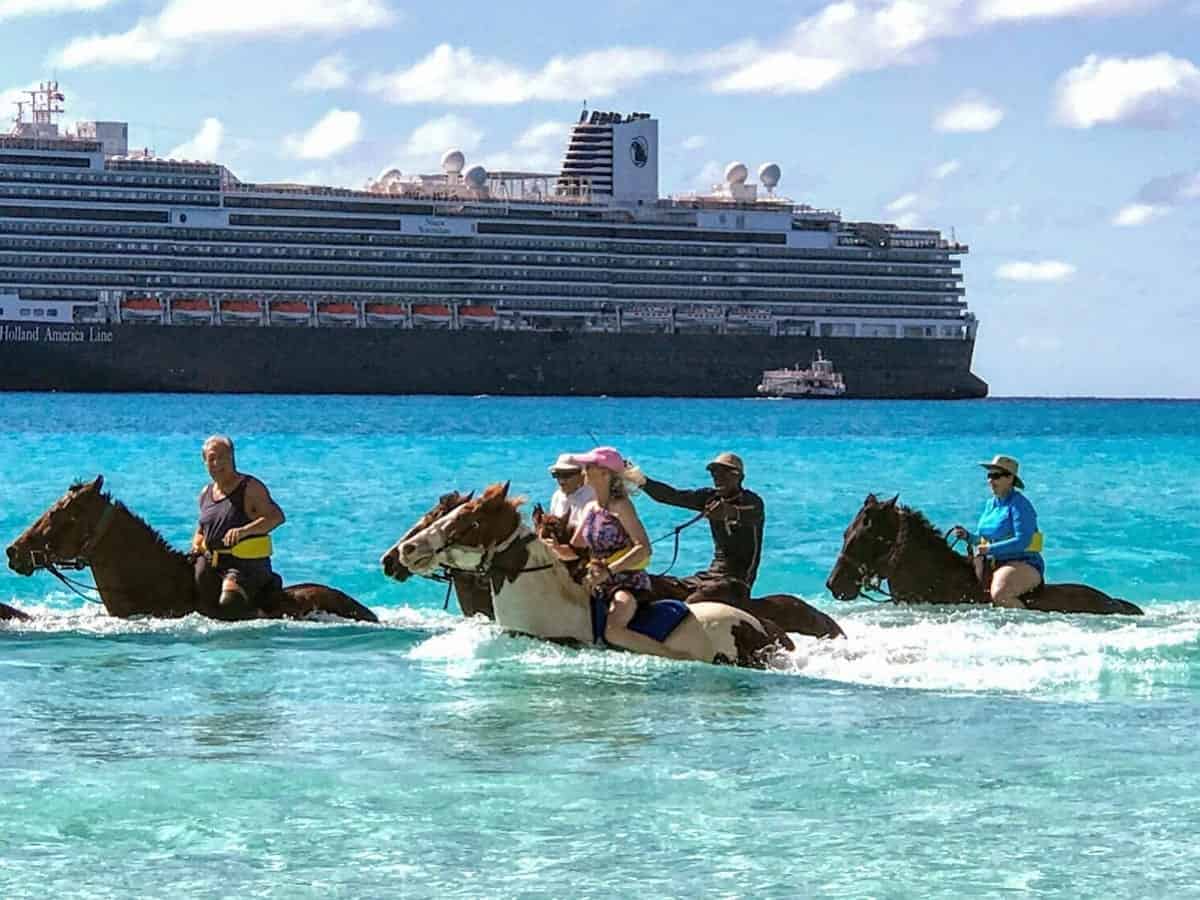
[1,396,1197,898]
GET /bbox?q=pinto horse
[385,483,793,668]
[530,505,845,640]
[826,494,1144,616]
[6,476,377,622]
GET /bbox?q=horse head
[396,482,523,576]
[826,493,901,601]
[7,476,112,576]
[531,504,572,546]
[380,490,473,581]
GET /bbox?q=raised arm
[641,477,714,512]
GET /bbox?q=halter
[28,500,118,604]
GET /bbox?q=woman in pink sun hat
[544,446,685,658]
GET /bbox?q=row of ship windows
[0,187,219,205]
[0,236,958,277]
[0,254,961,293]
[0,170,220,190]
[0,220,957,265]
[0,271,963,307]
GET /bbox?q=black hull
[0,324,988,399]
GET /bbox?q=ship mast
[11,80,65,138]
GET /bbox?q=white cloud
[53,0,395,68]
[168,117,223,160]
[283,109,362,160]
[710,0,967,95]
[368,43,672,105]
[985,202,1023,224]
[1112,203,1169,226]
[932,159,961,179]
[934,93,1005,131]
[402,114,483,160]
[689,160,724,192]
[975,0,1158,23]
[681,135,707,150]
[886,192,919,212]
[1054,53,1200,128]
[995,260,1076,282]
[893,212,924,230]
[0,0,111,20]
[294,54,352,92]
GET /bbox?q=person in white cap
[627,451,764,604]
[951,454,1044,608]
[547,453,596,533]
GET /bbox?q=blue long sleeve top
[971,489,1044,575]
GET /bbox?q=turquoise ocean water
[1,395,1198,898]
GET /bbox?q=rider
[547,453,596,532]
[951,454,1044,608]
[627,452,764,604]
[192,435,285,616]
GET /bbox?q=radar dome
[441,149,466,174]
[724,161,749,184]
[758,162,781,190]
[464,164,487,188]
[377,167,403,183]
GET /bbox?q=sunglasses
[986,471,1012,481]
[552,471,580,480]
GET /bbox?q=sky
[1,0,1198,397]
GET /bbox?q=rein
[27,503,119,605]
[648,509,707,577]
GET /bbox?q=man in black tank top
[192,434,286,617]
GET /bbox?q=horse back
[271,582,379,623]
[1026,583,1144,616]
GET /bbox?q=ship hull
[0,323,987,399]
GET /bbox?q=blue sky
[2,0,1198,396]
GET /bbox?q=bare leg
[604,590,690,660]
[991,562,1042,608]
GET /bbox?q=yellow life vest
[979,531,1044,554]
[207,534,273,566]
[605,549,650,571]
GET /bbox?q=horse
[379,490,495,619]
[6,476,378,623]
[1,601,31,621]
[530,505,845,640]
[826,493,1144,616]
[386,482,794,668]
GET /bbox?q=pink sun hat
[567,446,625,473]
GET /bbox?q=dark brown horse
[379,490,495,619]
[529,504,845,640]
[0,601,31,621]
[826,494,1144,616]
[6,476,377,622]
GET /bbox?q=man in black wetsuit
[629,452,764,604]
[192,434,286,617]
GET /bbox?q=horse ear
[91,474,104,493]
[499,480,511,500]
[463,490,475,503]
[884,494,899,508]
[865,493,878,506]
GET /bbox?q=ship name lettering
[1,324,40,343]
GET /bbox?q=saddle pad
[629,599,690,642]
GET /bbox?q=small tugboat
[756,351,847,398]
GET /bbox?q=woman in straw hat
[951,454,1045,608]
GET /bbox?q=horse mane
[77,483,190,565]
[893,503,972,572]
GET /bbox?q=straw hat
[548,453,582,475]
[706,451,745,477]
[978,454,1024,489]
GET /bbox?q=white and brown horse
[383,483,792,668]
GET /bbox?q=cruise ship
[0,82,986,398]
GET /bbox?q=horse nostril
[402,541,418,557]
[382,555,395,576]
[5,545,15,563]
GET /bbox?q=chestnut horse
[826,494,1144,616]
[7,476,377,622]
[530,505,845,640]
[385,483,793,668]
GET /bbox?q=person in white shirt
[548,454,596,532]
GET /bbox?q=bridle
[24,500,118,603]
[834,517,899,602]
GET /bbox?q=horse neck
[88,504,193,615]
[890,509,984,603]
[490,535,592,642]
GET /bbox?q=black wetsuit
[195,476,274,605]
[642,478,764,603]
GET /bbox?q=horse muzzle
[6,543,37,577]
[379,545,413,582]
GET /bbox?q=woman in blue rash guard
[951,454,1044,608]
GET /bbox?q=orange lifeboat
[459,305,496,319]
[172,298,212,312]
[412,304,451,317]
[221,300,260,313]
[121,296,161,312]
[271,301,310,315]
[318,302,359,322]
[365,303,408,318]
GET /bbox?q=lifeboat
[459,304,496,319]
[412,304,451,318]
[318,302,359,325]
[365,302,408,326]
[120,296,162,322]
[172,298,211,312]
